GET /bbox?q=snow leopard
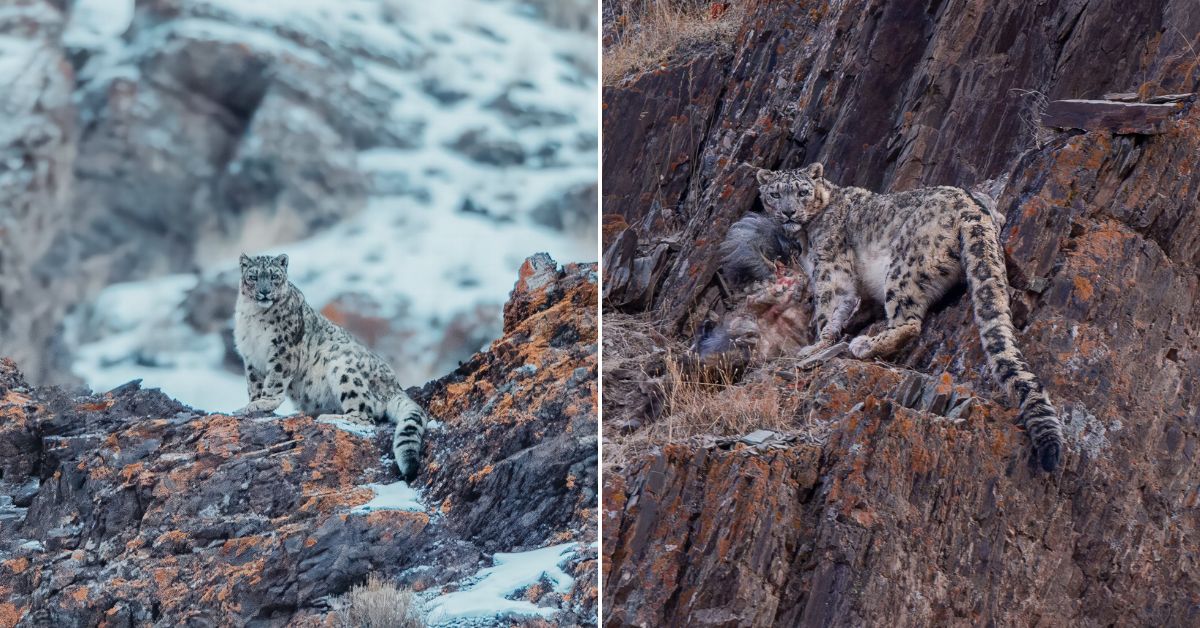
[740,162,1064,471]
[234,253,428,480]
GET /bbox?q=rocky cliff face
[602,0,1200,625]
[0,256,598,626]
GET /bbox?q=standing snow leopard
[740,163,1063,471]
[234,253,428,480]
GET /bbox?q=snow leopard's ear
[274,254,289,271]
[239,253,251,270]
[804,162,824,179]
[755,168,774,185]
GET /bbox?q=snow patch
[62,0,134,50]
[351,481,425,514]
[319,417,377,438]
[424,542,578,625]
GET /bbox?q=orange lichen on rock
[1,390,33,410]
[153,529,188,548]
[1,557,28,575]
[119,462,145,484]
[468,464,494,483]
[76,397,115,412]
[194,415,242,459]
[0,601,26,628]
[298,485,374,514]
[66,586,89,605]
[221,535,267,558]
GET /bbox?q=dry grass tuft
[604,350,805,469]
[335,574,424,628]
[660,357,800,436]
[603,312,834,470]
[601,313,676,425]
[1009,88,1052,150]
[603,0,747,86]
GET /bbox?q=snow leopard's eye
[768,192,781,200]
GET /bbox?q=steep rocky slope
[0,255,598,626]
[602,0,1200,625]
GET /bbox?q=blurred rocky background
[0,0,597,410]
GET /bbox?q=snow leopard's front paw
[796,341,829,361]
[316,413,373,427]
[849,335,876,359]
[236,398,282,416]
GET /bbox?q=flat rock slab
[1043,98,1190,134]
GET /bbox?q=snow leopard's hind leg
[848,265,929,361]
[849,239,961,360]
[315,358,383,427]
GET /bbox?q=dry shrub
[603,0,746,85]
[601,313,677,426]
[661,356,799,436]
[605,350,807,469]
[1009,88,1052,150]
[1165,26,1200,93]
[335,574,424,628]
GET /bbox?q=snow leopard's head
[239,253,289,309]
[756,162,831,235]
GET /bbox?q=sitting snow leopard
[234,253,428,480]
[734,162,1063,471]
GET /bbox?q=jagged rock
[1042,98,1191,134]
[210,88,368,248]
[0,256,598,625]
[601,229,678,312]
[603,1,1200,625]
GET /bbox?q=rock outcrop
[0,255,598,626]
[602,1,1200,625]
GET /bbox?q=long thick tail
[959,201,1063,471]
[387,394,428,482]
[719,213,799,286]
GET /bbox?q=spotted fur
[754,163,1063,471]
[234,253,428,480]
